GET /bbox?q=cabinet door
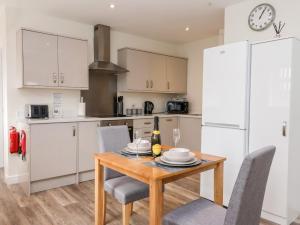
[58,36,88,89]
[78,121,100,172]
[148,53,167,92]
[249,39,292,218]
[30,123,77,181]
[166,57,187,93]
[22,30,58,87]
[178,117,202,150]
[160,117,178,146]
[125,49,151,91]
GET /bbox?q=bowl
[167,148,190,158]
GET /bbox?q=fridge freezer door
[200,126,247,206]
[202,41,250,129]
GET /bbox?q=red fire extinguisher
[20,130,26,160]
[9,126,19,154]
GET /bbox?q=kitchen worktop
[19,113,202,125]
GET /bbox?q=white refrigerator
[200,41,251,206]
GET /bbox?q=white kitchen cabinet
[30,123,77,181]
[160,117,178,146]
[58,36,89,89]
[118,48,187,93]
[249,38,300,225]
[19,29,88,90]
[78,121,100,172]
[21,30,59,87]
[133,118,154,141]
[178,117,202,150]
[166,56,187,93]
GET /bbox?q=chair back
[224,146,276,225]
[97,125,131,180]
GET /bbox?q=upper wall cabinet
[118,48,187,94]
[18,29,89,90]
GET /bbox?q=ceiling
[1,0,245,43]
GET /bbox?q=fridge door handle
[204,122,240,129]
[282,121,287,137]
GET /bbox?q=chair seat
[104,176,149,204]
[164,198,226,225]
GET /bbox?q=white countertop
[19,113,201,125]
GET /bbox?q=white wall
[111,30,182,113]
[3,7,94,182]
[224,0,300,43]
[178,36,220,114]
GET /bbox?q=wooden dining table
[94,146,226,225]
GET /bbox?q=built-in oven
[100,119,133,142]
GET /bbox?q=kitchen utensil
[144,101,154,114]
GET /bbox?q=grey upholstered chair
[164,146,276,225]
[97,125,149,225]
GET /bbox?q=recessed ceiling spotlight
[185,27,190,31]
[110,3,115,9]
[208,1,213,6]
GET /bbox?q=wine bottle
[151,116,161,157]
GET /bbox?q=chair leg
[122,203,133,225]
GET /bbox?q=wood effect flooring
[0,169,295,225]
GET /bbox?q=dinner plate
[163,151,195,162]
[160,156,198,165]
[155,157,202,167]
[122,148,152,156]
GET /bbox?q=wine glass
[133,129,142,159]
[173,128,181,148]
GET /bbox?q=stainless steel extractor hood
[89,24,129,74]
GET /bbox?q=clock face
[248,4,276,31]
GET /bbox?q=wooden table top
[95,148,226,184]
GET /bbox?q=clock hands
[259,7,267,20]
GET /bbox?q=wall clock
[248,3,276,31]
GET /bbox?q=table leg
[95,159,106,225]
[149,179,163,225]
[214,162,224,206]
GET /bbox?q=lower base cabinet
[178,117,202,150]
[160,117,178,146]
[30,123,77,181]
[78,121,101,172]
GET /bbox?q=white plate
[163,151,195,162]
[160,156,198,165]
[124,147,151,153]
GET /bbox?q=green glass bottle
[151,116,161,157]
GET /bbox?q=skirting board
[5,173,28,185]
[261,210,297,225]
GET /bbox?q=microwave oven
[166,101,189,114]
[25,104,49,119]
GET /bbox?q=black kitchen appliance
[25,104,49,119]
[115,96,124,116]
[166,101,189,114]
[144,101,154,114]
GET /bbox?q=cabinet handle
[282,121,287,137]
[72,127,76,136]
[167,81,170,90]
[60,73,64,84]
[146,80,149,88]
[144,131,152,135]
[150,80,153,88]
[144,122,152,125]
[166,119,173,122]
[53,73,57,84]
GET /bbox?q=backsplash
[118,92,178,114]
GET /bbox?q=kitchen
[1,1,300,225]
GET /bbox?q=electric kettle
[144,101,154,114]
